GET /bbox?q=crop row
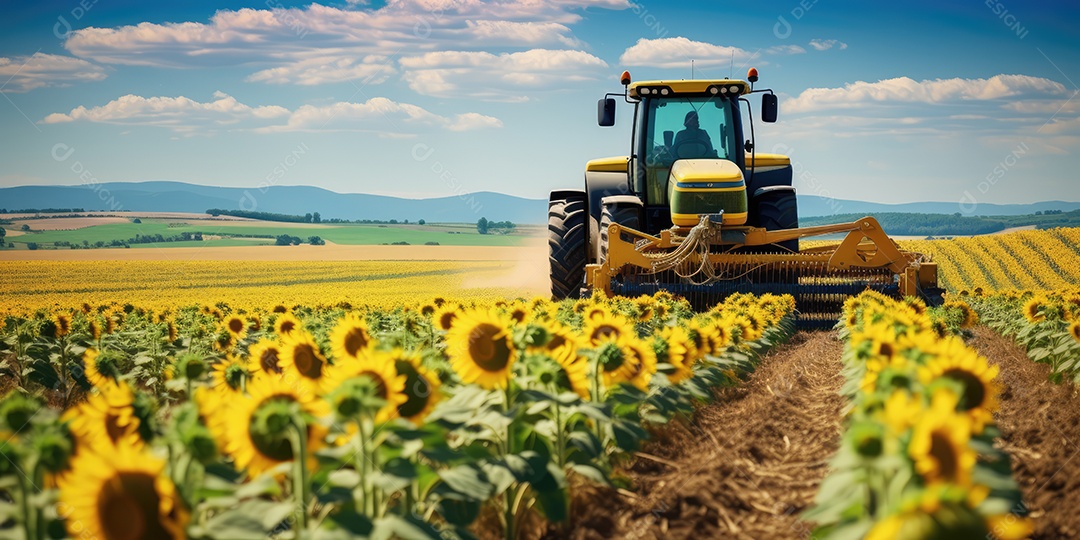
[805,292,1031,539]
[970,291,1080,384]
[0,291,795,539]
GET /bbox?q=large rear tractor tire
[599,202,641,265]
[549,195,587,300]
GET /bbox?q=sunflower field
[805,292,1031,540]
[0,291,797,539]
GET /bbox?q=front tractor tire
[549,193,588,300]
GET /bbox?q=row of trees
[207,209,435,226]
[476,217,516,235]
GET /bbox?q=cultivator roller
[586,216,941,330]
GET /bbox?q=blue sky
[1,0,1078,212]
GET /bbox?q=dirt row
[551,331,847,540]
[970,327,1080,539]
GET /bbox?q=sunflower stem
[290,419,310,539]
[17,461,33,540]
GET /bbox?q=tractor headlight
[639,87,651,95]
[729,85,741,94]
[709,86,719,95]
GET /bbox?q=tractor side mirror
[761,93,778,123]
[598,98,616,127]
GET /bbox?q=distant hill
[799,195,1080,218]
[0,182,547,224]
[3,182,1078,224]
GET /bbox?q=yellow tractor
[548,69,942,329]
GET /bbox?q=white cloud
[619,37,756,68]
[62,2,630,81]
[766,44,806,55]
[808,39,847,51]
[464,20,580,47]
[784,74,1069,114]
[42,93,501,135]
[245,55,395,85]
[400,48,608,101]
[0,53,107,92]
[447,111,504,131]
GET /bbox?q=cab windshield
[640,96,736,204]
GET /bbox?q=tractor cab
[597,73,779,236]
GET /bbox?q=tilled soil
[970,326,1080,539]
[556,331,847,540]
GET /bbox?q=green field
[4,219,539,249]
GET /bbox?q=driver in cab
[672,111,717,159]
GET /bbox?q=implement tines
[610,252,901,328]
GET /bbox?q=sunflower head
[224,315,248,340]
[0,392,42,435]
[1023,297,1046,323]
[58,439,189,540]
[53,313,72,338]
[175,353,208,381]
[445,309,517,389]
[1070,321,1080,343]
[583,310,635,347]
[326,350,407,424]
[908,389,977,486]
[212,356,249,394]
[222,373,328,478]
[83,348,124,388]
[392,352,443,422]
[280,332,330,395]
[329,313,374,362]
[248,338,284,375]
[273,313,302,337]
[433,304,460,332]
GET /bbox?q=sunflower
[212,330,235,353]
[64,381,146,453]
[53,313,72,338]
[546,346,591,400]
[881,389,923,434]
[918,340,1000,432]
[908,390,977,487]
[583,310,636,347]
[445,309,517,389]
[325,349,408,424]
[273,313,302,337]
[507,303,530,325]
[248,338,284,375]
[279,331,331,395]
[58,439,188,540]
[654,326,693,384]
[391,351,443,423]
[88,318,102,341]
[418,302,438,317]
[104,315,118,335]
[220,372,328,478]
[704,318,731,354]
[329,313,373,362]
[432,304,460,332]
[211,356,249,395]
[82,349,121,388]
[622,336,657,391]
[223,314,248,340]
[1070,321,1080,343]
[535,320,582,358]
[166,319,178,342]
[1023,297,1046,323]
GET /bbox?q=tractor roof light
[640,87,651,95]
[660,87,670,95]
[620,70,632,85]
[709,86,719,95]
[729,85,741,94]
[747,67,759,83]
